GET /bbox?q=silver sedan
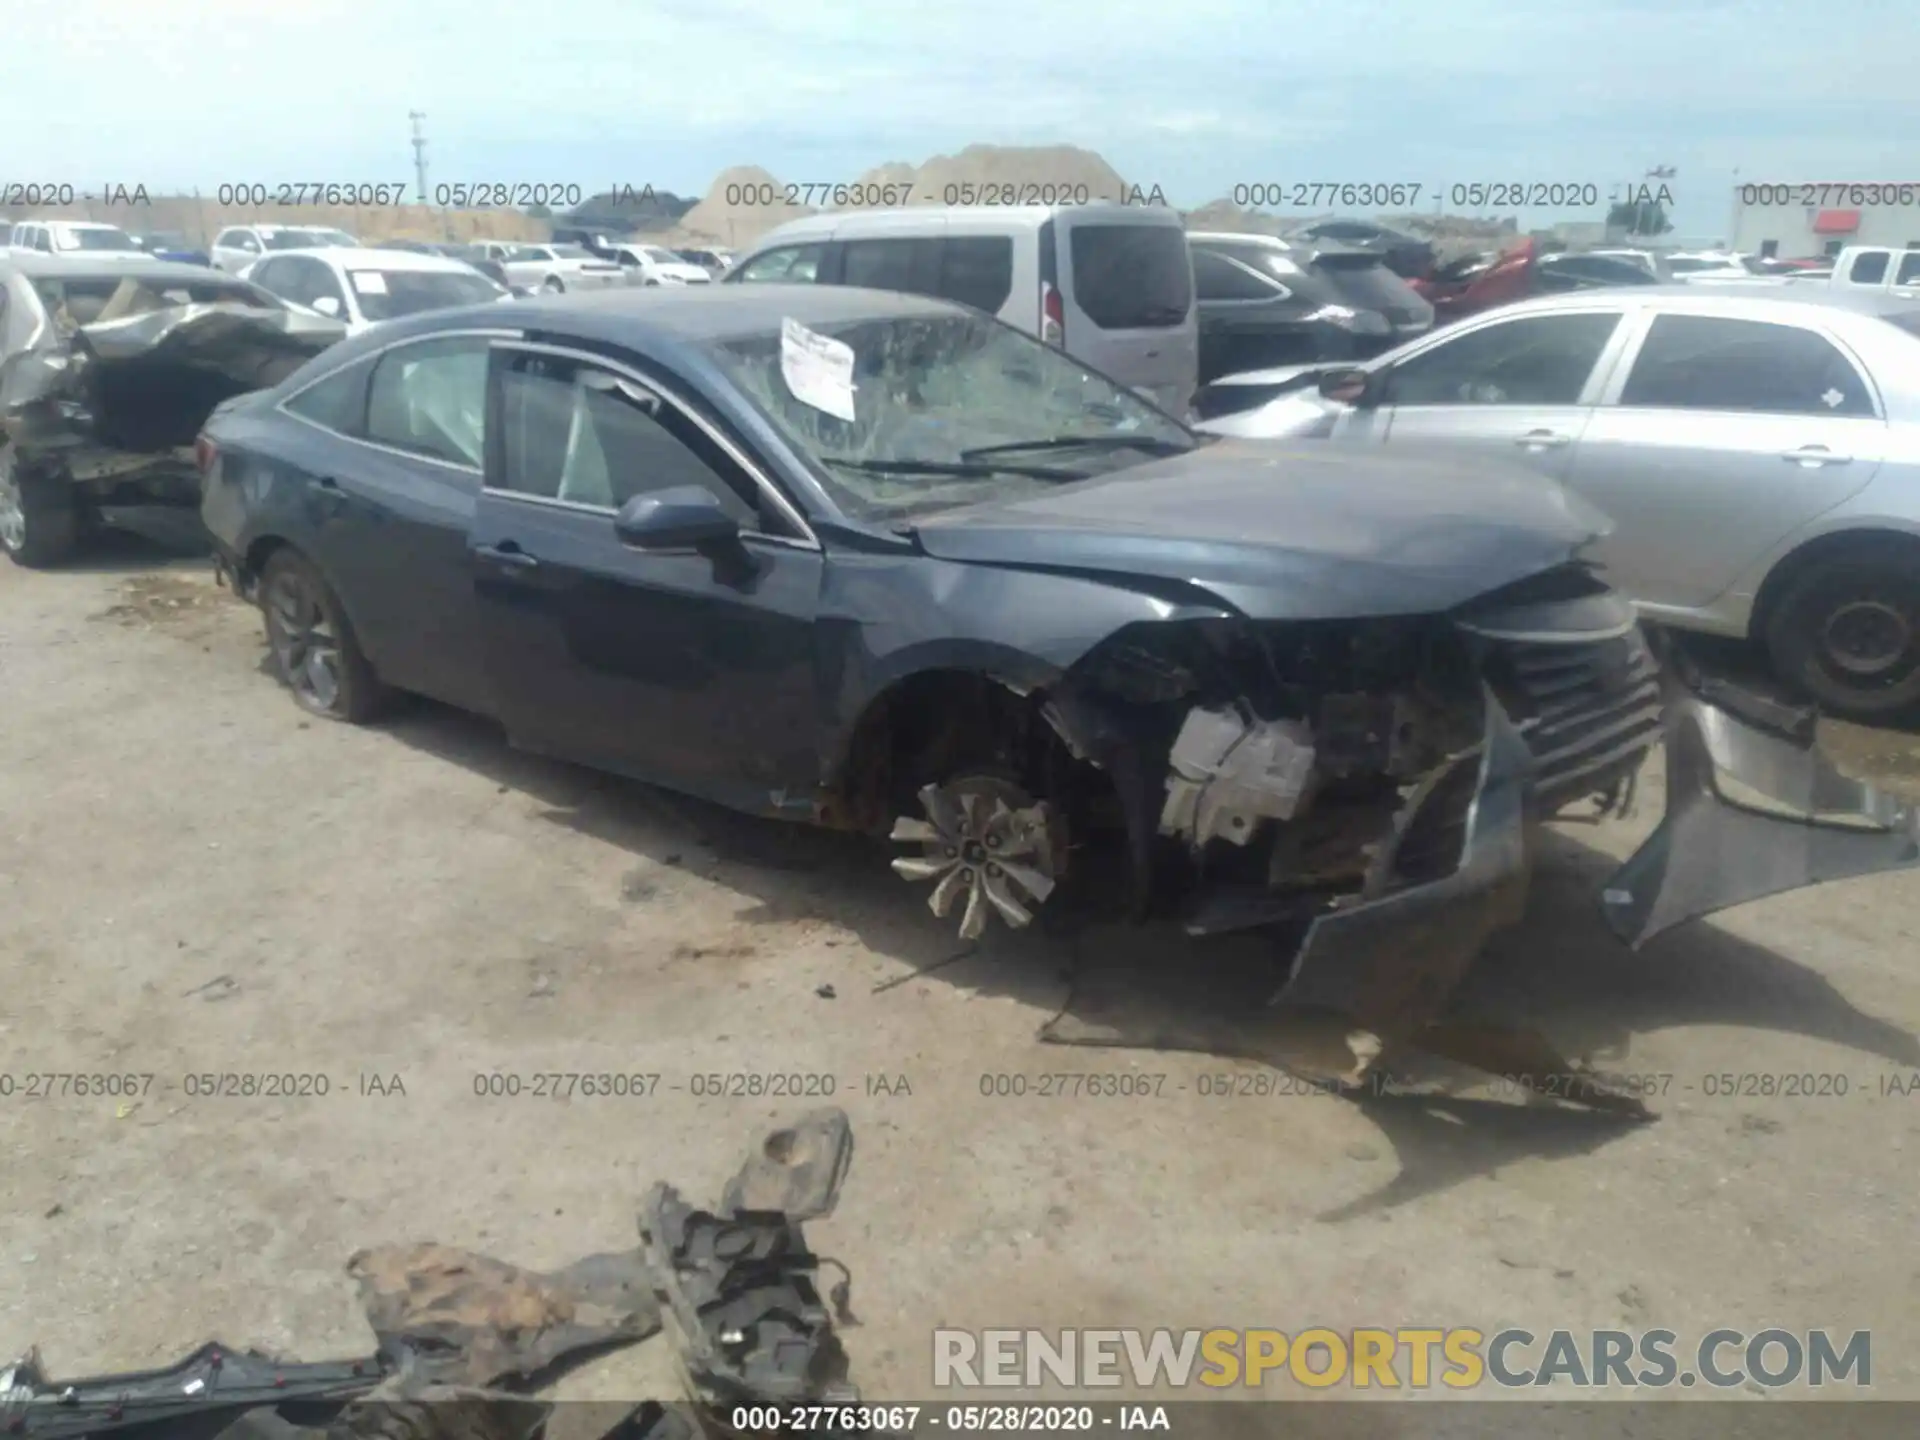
[1196,287,1920,721]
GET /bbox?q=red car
[1408,237,1664,323]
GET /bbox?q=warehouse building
[1727,183,1920,260]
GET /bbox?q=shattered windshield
[347,268,505,320]
[710,310,1194,522]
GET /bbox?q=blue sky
[8,0,1914,236]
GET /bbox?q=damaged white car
[0,255,345,567]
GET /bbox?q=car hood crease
[907,440,1613,619]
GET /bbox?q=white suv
[210,224,359,274]
[7,220,153,259]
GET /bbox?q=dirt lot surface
[5,531,1920,1401]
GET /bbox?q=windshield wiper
[959,435,1193,461]
[821,456,1086,481]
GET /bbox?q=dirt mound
[667,145,1139,249]
[851,144,1130,208]
[1184,200,1294,235]
[674,165,816,249]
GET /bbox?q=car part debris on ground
[0,1109,877,1440]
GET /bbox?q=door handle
[314,475,342,490]
[1515,430,1571,449]
[475,542,540,571]
[1780,446,1851,467]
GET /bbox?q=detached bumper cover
[1600,675,1920,947]
[1274,665,1920,1040]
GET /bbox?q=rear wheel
[260,549,389,722]
[1764,542,1920,721]
[0,451,84,568]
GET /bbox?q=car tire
[543,275,565,293]
[1764,541,1920,722]
[259,548,390,722]
[0,453,84,569]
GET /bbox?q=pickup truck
[1818,245,1920,297]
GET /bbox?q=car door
[1562,311,1886,610]
[1354,308,1629,482]
[215,229,263,273]
[1053,215,1199,414]
[469,341,826,813]
[280,331,504,713]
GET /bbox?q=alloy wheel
[1819,598,1913,681]
[0,451,25,553]
[265,568,344,713]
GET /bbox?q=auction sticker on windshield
[349,271,389,294]
[781,317,856,422]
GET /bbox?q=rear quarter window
[1067,223,1193,329]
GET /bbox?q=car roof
[746,202,1183,251]
[0,253,251,285]
[1188,231,1293,247]
[1478,285,1920,321]
[226,223,350,236]
[277,246,482,274]
[336,283,961,361]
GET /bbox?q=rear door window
[1066,223,1193,329]
[366,336,490,467]
[1896,252,1920,285]
[1846,252,1890,285]
[734,245,824,283]
[284,357,373,435]
[1193,248,1281,302]
[840,238,942,296]
[1619,315,1875,417]
[1388,312,1623,406]
[938,236,1014,313]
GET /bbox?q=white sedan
[473,241,626,292]
[241,246,508,335]
[611,243,711,286]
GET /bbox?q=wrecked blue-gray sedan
[196,285,1920,1043]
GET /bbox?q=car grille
[1485,630,1665,810]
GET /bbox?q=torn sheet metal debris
[640,1183,855,1412]
[779,317,857,422]
[4,1109,870,1440]
[346,1243,661,1390]
[719,1107,855,1221]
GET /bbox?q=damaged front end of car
[0,269,343,516]
[882,563,1920,1044]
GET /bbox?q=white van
[722,204,1198,415]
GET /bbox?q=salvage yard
[5,531,1920,1397]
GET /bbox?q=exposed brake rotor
[888,776,1063,940]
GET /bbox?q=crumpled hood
[908,440,1614,620]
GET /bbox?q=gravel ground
[3,529,1919,1404]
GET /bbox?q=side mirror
[1317,366,1372,405]
[613,485,742,552]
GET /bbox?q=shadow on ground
[60,509,213,574]
[371,696,1920,1216]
